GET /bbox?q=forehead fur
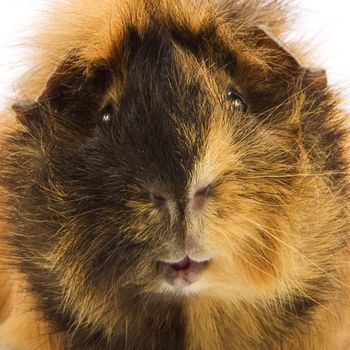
[18,0,291,102]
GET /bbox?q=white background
[0,0,350,110]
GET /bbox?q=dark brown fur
[0,1,350,349]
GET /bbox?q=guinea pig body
[0,0,350,349]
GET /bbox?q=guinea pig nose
[191,185,210,210]
[150,191,167,207]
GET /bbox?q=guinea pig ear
[253,25,301,70]
[301,68,327,90]
[38,55,90,112]
[12,100,45,138]
[17,54,111,136]
[11,57,89,137]
[253,25,327,90]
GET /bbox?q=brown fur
[1,0,350,349]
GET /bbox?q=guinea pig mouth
[158,256,210,288]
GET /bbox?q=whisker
[236,237,339,317]
[241,171,350,179]
[233,249,281,283]
[235,213,348,289]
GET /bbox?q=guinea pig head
[8,18,346,329]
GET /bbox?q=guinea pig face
[16,22,326,307]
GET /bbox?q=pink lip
[159,256,210,288]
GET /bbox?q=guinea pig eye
[227,89,248,112]
[99,103,115,127]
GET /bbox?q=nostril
[192,185,210,210]
[150,191,167,207]
[195,186,210,198]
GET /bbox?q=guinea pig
[0,0,349,349]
